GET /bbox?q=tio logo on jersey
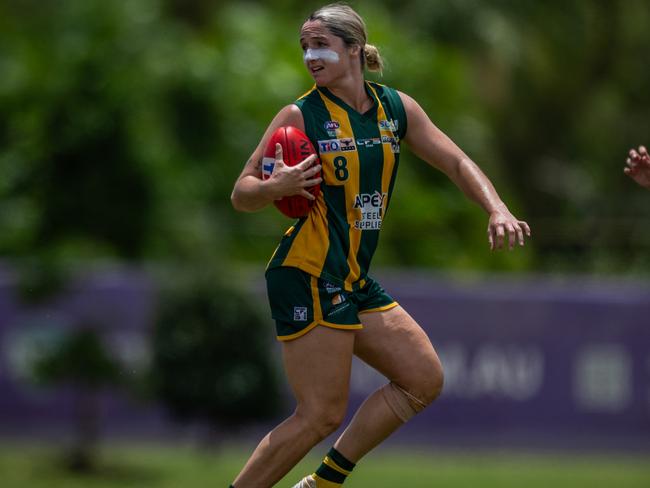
[318,138,357,153]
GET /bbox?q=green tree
[32,326,123,472]
[150,268,281,438]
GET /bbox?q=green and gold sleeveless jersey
[267,81,407,292]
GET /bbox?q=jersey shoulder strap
[367,82,408,139]
[293,85,326,144]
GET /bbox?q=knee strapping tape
[379,382,427,423]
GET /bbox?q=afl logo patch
[324,120,340,137]
[324,120,340,131]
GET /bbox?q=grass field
[1,442,649,488]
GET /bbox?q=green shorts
[266,266,398,341]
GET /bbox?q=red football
[262,126,321,218]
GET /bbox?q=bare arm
[399,91,531,250]
[231,104,321,212]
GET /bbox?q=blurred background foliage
[1,0,649,481]
[150,266,281,429]
[31,326,124,471]
[1,0,649,276]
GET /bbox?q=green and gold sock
[312,447,356,486]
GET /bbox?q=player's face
[300,20,357,85]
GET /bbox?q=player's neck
[326,73,372,114]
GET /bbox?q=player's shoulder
[369,82,418,115]
[368,81,409,136]
[283,103,303,119]
[267,104,305,133]
[367,80,398,97]
[368,81,406,107]
[293,85,320,109]
[367,80,389,92]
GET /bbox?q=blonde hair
[305,3,384,74]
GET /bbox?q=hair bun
[364,43,384,74]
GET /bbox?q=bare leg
[233,326,355,488]
[333,306,443,462]
[332,388,403,462]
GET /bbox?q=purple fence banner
[349,271,650,449]
[0,264,649,449]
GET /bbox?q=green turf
[0,442,648,488]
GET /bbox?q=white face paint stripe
[303,48,340,63]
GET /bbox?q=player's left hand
[487,208,531,251]
[625,145,650,189]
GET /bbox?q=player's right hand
[266,143,322,200]
[487,207,531,251]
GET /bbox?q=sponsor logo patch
[324,282,342,294]
[353,191,387,230]
[381,135,400,153]
[378,119,399,131]
[339,138,356,151]
[317,138,357,153]
[318,139,339,153]
[356,137,382,148]
[293,306,308,322]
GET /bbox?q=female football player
[625,145,650,189]
[230,3,530,487]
